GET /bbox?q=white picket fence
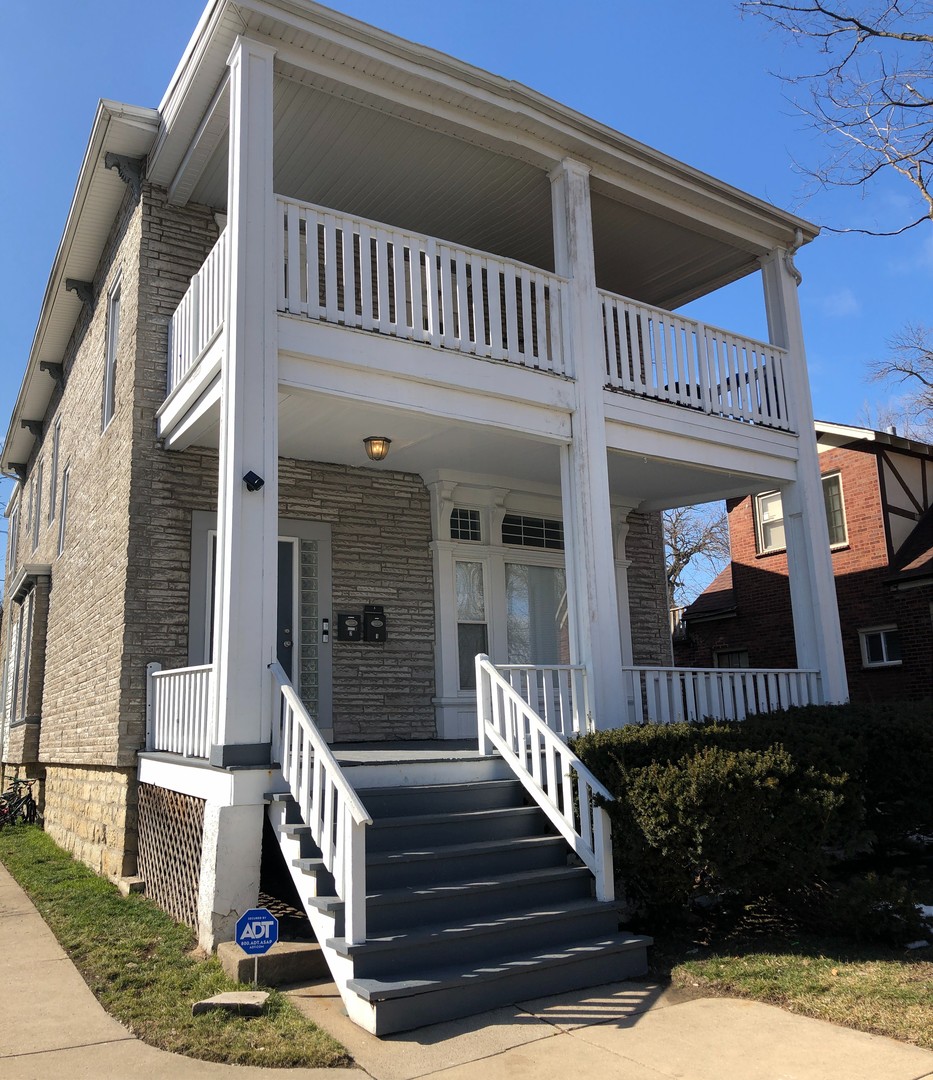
[277,196,568,375]
[476,655,614,901]
[167,229,228,392]
[623,665,822,724]
[145,662,214,759]
[601,291,792,431]
[269,661,372,945]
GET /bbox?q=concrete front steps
[266,753,650,1035]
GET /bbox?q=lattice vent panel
[137,783,205,930]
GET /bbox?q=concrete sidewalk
[3,859,932,1080]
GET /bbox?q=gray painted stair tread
[369,805,543,829]
[303,864,591,915]
[329,897,619,956]
[347,933,652,1001]
[355,778,520,798]
[366,833,567,865]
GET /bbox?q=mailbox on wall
[336,612,362,642]
[363,605,387,642]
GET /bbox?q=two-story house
[675,421,933,702]
[1,0,847,1034]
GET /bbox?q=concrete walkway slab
[572,996,933,1080]
[287,982,554,1080]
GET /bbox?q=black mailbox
[363,605,387,642]
[336,612,362,642]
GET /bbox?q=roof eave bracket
[104,152,145,201]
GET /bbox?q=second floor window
[755,473,848,554]
[102,278,121,431]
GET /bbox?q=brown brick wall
[676,446,933,701]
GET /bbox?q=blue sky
[1,1,930,572]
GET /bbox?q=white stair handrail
[475,655,614,901]
[269,661,372,944]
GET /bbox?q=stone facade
[626,510,673,667]
[43,764,137,879]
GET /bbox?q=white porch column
[551,159,626,728]
[761,249,848,703]
[211,36,279,765]
[197,801,264,949]
[611,507,636,668]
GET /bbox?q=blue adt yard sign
[235,908,279,956]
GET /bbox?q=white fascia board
[2,101,159,474]
[815,419,932,455]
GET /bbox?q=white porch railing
[476,655,614,900]
[145,662,214,759]
[623,665,822,725]
[277,196,568,375]
[167,229,228,392]
[497,664,591,738]
[601,291,792,431]
[269,661,372,945]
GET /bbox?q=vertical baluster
[322,214,338,323]
[487,261,505,360]
[311,753,323,845]
[321,777,335,868]
[410,240,425,342]
[471,254,487,354]
[551,281,566,375]
[773,350,791,430]
[373,229,390,331]
[394,236,411,338]
[343,220,358,327]
[534,273,550,370]
[504,266,519,361]
[345,816,367,945]
[306,213,322,319]
[519,271,534,366]
[577,774,592,849]
[424,237,439,344]
[438,246,455,348]
[358,224,374,330]
[286,201,301,315]
[557,669,571,736]
[332,801,345,895]
[454,249,470,349]
[531,725,542,786]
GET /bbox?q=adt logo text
[235,907,279,955]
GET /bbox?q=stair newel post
[592,805,615,902]
[475,654,493,756]
[344,813,367,946]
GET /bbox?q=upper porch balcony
[165,196,794,437]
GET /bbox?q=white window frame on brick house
[858,625,902,668]
[755,473,849,554]
[102,274,122,432]
[57,464,70,556]
[48,418,61,525]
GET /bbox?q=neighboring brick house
[1,0,847,1034]
[676,422,933,702]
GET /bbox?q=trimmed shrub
[572,700,932,928]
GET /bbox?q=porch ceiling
[607,447,784,512]
[190,387,566,489]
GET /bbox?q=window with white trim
[502,514,564,550]
[455,561,487,690]
[57,465,70,556]
[48,418,61,525]
[755,474,849,554]
[859,626,902,668]
[102,277,121,431]
[6,504,19,575]
[450,507,481,542]
[32,460,43,550]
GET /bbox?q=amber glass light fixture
[363,436,392,461]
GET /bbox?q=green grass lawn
[651,929,933,1050]
[0,825,350,1069]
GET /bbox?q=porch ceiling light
[363,436,392,461]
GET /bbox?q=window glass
[502,514,564,550]
[757,491,785,552]
[860,627,901,667]
[456,561,486,689]
[505,564,568,665]
[102,281,121,430]
[714,649,749,669]
[823,473,847,546]
[450,508,481,542]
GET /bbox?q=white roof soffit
[149,0,816,253]
[2,101,159,474]
[815,420,933,456]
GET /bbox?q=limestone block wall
[627,510,673,666]
[43,765,137,879]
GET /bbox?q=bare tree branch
[741,0,933,233]
[664,504,731,605]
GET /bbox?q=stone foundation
[42,764,137,880]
